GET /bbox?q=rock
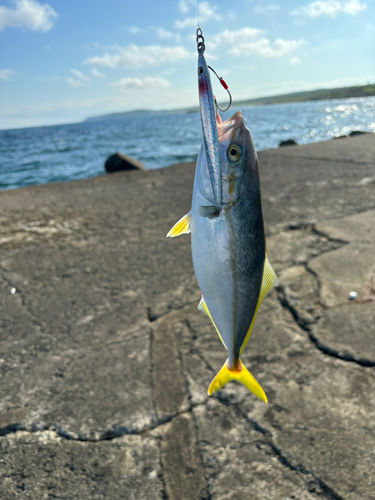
[279,139,298,147]
[104,152,146,173]
[349,130,369,137]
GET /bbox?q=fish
[167,110,278,402]
[167,32,277,401]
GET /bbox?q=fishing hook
[208,66,232,113]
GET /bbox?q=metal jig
[196,25,232,112]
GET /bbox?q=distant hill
[84,83,375,123]
[234,84,375,107]
[84,108,180,123]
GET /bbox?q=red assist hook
[208,65,232,112]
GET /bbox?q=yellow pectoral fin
[166,213,191,238]
[208,359,267,403]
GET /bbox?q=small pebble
[348,291,358,300]
[10,287,16,295]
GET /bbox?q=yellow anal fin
[198,295,209,316]
[198,296,227,349]
[239,255,278,354]
[208,359,267,403]
[166,213,191,238]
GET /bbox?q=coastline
[1,135,375,499]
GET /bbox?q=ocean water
[1,96,374,191]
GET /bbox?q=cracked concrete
[1,135,375,499]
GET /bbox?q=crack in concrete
[311,226,349,246]
[182,318,216,374]
[180,315,346,499]
[175,320,213,500]
[308,331,375,368]
[156,437,169,500]
[269,207,375,240]
[276,274,375,368]
[149,327,159,423]
[217,401,345,500]
[147,298,198,323]
[0,403,208,443]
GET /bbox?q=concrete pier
[0,134,374,499]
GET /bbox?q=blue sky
[0,0,374,129]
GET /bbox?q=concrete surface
[0,134,374,499]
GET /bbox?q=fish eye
[198,66,204,76]
[227,144,242,162]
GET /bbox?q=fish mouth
[217,110,246,141]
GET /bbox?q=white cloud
[128,26,140,34]
[175,1,221,29]
[229,37,305,58]
[178,0,191,14]
[0,69,16,80]
[253,4,280,13]
[210,27,264,48]
[91,68,106,78]
[290,0,366,17]
[67,69,90,87]
[290,57,302,64]
[84,44,192,69]
[209,28,304,58]
[111,76,171,91]
[0,0,57,32]
[67,78,85,88]
[70,69,90,82]
[156,27,181,44]
[157,27,173,39]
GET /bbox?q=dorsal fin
[258,256,278,304]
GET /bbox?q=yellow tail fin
[207,359,267,403]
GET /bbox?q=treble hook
[208,65,232,113]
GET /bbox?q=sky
[0,0,374,129]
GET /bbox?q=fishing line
[195,0,200,27]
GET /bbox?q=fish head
[217,110,259,205]
[193,110,260,208]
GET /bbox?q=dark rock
[104,152,146,173]
[279,139,298,147]
[349,130,369,137]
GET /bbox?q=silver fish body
[191,111,265,368]
[167,110,277,401]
